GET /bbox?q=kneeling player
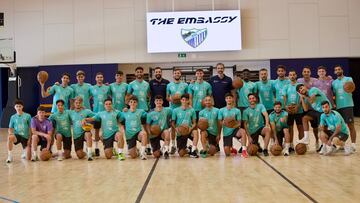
[86,99,125,160]
[6,100,32,163]
[146,95,172,159]
[319,101,352,155]
[219,93,248,157]
[199,96,221,158]
[270,102,291,156]
[171,94,199,158]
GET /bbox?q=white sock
[304,131,309,140]
[242,146,247,151]
[192,146,197,152]
[141,146,146,154]
[146,144,151,148]
[87,148,92,155]
[58,151,62,156]
[164,145,169,152]
[171,140,175,146]
[118,148,123,154]
[351,143,356,148]
[8,151,12,156]
[95,141,99,148]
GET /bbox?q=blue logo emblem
[181,28,207,48]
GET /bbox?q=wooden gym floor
[1,118,360,203]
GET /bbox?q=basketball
[343,81,355,93]
[223,116,237,128]
[208,145,217,155]
[150,124,161,136]
[82,123,93,132]
[172,93,181,104]
[197,118,209,131]
[295,143,307,155]
[270,145,283,156]
[287,103,298,114]
[248,144,259,156]
[37,71,49,84]
[177,124,190,136]
[40,149,52,161]
[232,78,243,89]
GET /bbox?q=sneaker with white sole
[6,156,13,163]
[319,144,327,155]
[21,151,26,159]
[350,146,356,153]
[140,153,147,160]
[57,154,63,161]
[298,136,310,145]
[344,146,352,156]
[283,148,289,156]
[324,145,335,156]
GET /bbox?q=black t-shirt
[209,75,233,108]
[149,78,170,109]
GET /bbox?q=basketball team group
[5,63,357,163]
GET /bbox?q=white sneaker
[344,146,353,156]
[324,145,335,156]
[140,153,147,160]
[319,144,327,155]
[298,136,310,145]
[57,154,63,161]
[283,148,289,156]
[350,146,356,153]
[6,156,13,163]
[31,152,38,162]
[315,142,320,151]
[21,151,26,159]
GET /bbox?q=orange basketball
[37,71,49,84]
[150,124,161,136]
[172,93,181,104]
[343,81,355,93]
[40,149,52,161]
[177,124,190,136]
[295,143,307,155]
[270,144,283,156]
[82,123,93,132]
[248,144,259,156]
[223,116,237,128]
[232,78,243,89]
[197,118,209,131]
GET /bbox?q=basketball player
[69,96,95,161]
[110,70,128,111]
[243,93,271,156]
[316,66,334,107]
[171,94,199,158]
[254,68,275,114]
[273,65,290,108]
[218,93,248,157]
[269,101,291,156]
[49,99,72,161]
[40,72,74,113]
[198,95,221,158]
[6,100,32,163]
[146,95,172,159]
[235,69,255,113]
[85,99,125,160]
[297,66,318,89]
[31,106,53,161]
[120,96,148,160]
[70,70,92,109]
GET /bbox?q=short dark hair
[276,65,286,71]
[154,95,163,100]
[216,63,225,68]
[129,95,138,102]
[242,69,250,72]
[37,106,47,112]
[76,70,85,76]
[317,66,327,71]
[135,66,144,71]
[195,69,204,73]
[296,84,304,92]
[225,93,233,98]
[274,101,282,106]
[173,68,181,73]
[288,69,297,73]
[62,73,70,78]
[14,100,24,106]
[104,98,112,103]
[248,93,257,98]
[56,99,65,105]
[321,101,330,106]
[334,64,343,69]
[96,72,103,76]
[303,65,312,71]
[260,68,267,72]
[116,70,123,75]
[181,93,190,100]
[154,67,161,71]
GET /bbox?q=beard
[155,75,162,80]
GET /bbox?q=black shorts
[223,128,240,147]
[323,130,349,141]
[287,113,303,126]
[176,134,193,151]
[238,107,247,128]
[126,132,141,150]
[103,134,116,150]
[55,134,72,151]
[304,110,321,128]
[74,134,85,151]
[94,120,101,129]
[275,130,285,144]
[36,135,48,150]
[250,128,263,144]
[337,107,354,124]
[150,136,164,152]
[207,132,217,146]
[195,111,200,122]
[14,134,28,149]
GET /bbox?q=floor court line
[0,195,19,203]
[135,158,159,203]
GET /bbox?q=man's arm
[40,84,51,98]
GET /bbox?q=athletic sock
[242,146,247,151]
[95,141,99,148]
[192,146,197,152]
[164,145,169,152]
[117,148,123,154]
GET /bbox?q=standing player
[273,65,290,108]
[6,100,32,163]
[49,100,72,161]
[235,69,255,113]
[198,95,221,158]
[283,70,304,152]
[85,99,125,160]
[243,94,271,156]
[120,96,148,160]
[316,66,334,107]
[171,94,199,158]
[146,95,172,159]
[297,66,318,89]
[188,69,212,118]
[218,93,248,157]
[90,72,110,156]
[319,101,352,155]
[255,68,275,114]
[296,84,331,149]
[110,70,128,111]
[269,102,291,156]
[69,97,95,161]
[209,63,233,108]
[30,106,53,161]
[332,65,356,152]
[40,73,74,113]
[166,68,188,154]
[70,70,92,109]
[149,67,170,109]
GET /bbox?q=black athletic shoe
[257,144,263,153]
[263,149,269,156]
[95,148,100,157]
[164,151,169,159]
[190,150,199,158]
[216,144,220,152]
[238,147,243,154]
[316,144,323,153]
[145,147,152,155]
[289,147,295,154]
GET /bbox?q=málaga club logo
[181,28,207,48]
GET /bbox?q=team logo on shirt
[181,28,208,48]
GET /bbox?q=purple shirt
[316,77,335,106]
[297,77,318,89]
[31,116,53,134]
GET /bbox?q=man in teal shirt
[71,70,92,109]
[110,70,128,111]
[273,65,290,108]
[90,72,110,157]
[332,65,356,152]
[49,99,72,161]
[243,93,271,156]
[218,93,248,157]
[6,100,32,163]
[86,98,125,160]
[255,68,275,114]
[127,66,150,111]
[40,72,74,113]
[269,101,290,156]
[319,101,352,155]
[235,69,255,113]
